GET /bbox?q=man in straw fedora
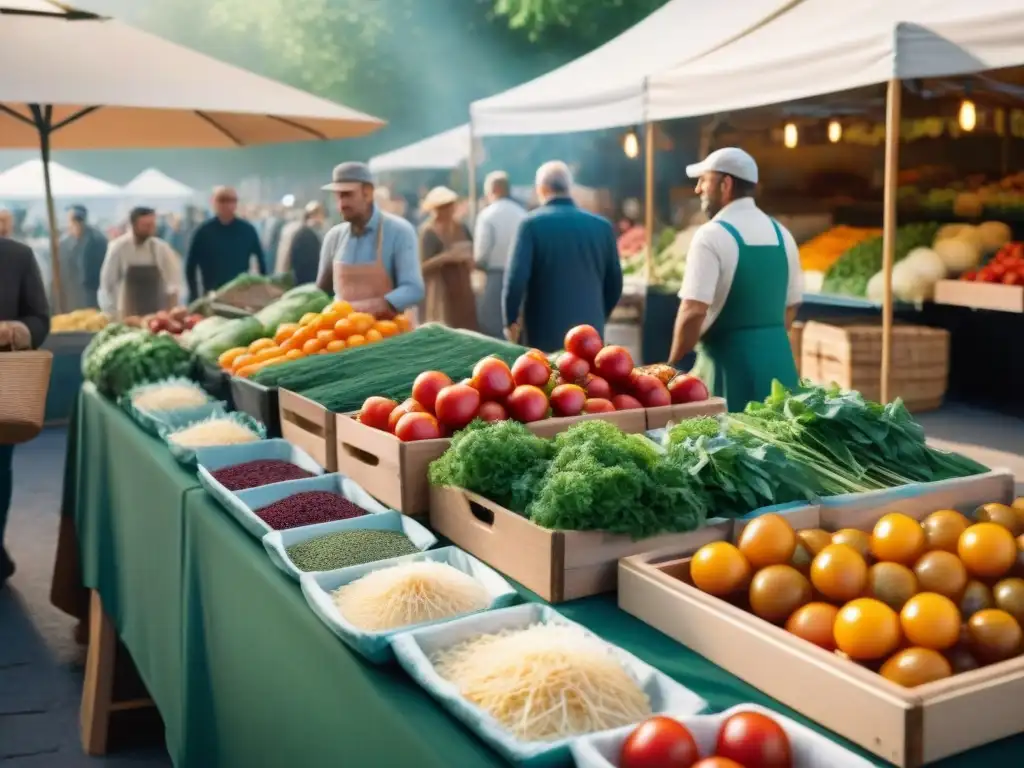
[419,185,478,330]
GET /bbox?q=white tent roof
[648,0,1024,122]
[0,158,121,199]
[124,168,195,198]
[369,124,473,173]
[469,0,794,137]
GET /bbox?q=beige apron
[332,218,413,322]
[119,239,165,318]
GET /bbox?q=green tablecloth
[43,332,91,425]
[57,385,1024,766]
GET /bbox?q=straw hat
[421,186,459,212]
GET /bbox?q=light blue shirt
[317,205,424,311]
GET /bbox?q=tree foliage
[492,0,669,43]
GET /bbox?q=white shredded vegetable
[132,384,209,412]
[168,418,258,448]
[433,622,651,742]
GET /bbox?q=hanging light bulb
[783,123,798,149]
[959,99,977,132]
[828,120,843,143]
[623,129,639,159]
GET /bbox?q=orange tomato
[328,300,352,318]
[230,353,256,373]
[810,544,868,603]
[867,562,918,611]
[334,318,354,339]
[966,608,1024,663]
[346,334,366,348]
[880,648,952,688]
[913,551,968,602]
[217,346,248,369]
[235,360,275,378]
[690,542,752,597]
[284,349,304,360]
[786,602,839,650]
[831,529,871,558]
[281,326,315,351]
[394,314,412,332]
[798,529,832,556]
[317,312,340,331]
[252,347,282,363]
[959,523,1017,579]
[737,514,797,569]
[373,319,399,338]
[365,328,383,343]
[833,598,902,660]
[299,312,319,326]
[273,323,299,344]
[316,329,336,344]
[325,339,347,353]
[748,564,812,624]
[302,338,326,355]
[900,593,961,650]
[349,312,374,335]
[871,513,927,565]
[921,509,970,553]
[248,337,276,353]
[974,503,1022,536]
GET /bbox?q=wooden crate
[279,389,336,471]
[800,319,950,411]
[934,280,1024,313]
[619,470,1019,768]
[431,485,730,603]
[336,409,647,516]
[789,321,804,377]
[645,397,727,430]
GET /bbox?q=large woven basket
[0,349,53,444]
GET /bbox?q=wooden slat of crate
[789,321,804,376]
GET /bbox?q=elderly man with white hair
[473,170,526,338]
[502,161,622,352]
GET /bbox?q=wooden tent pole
[31,104,63,314]
[881,78,902,404]
[643,121,655,281]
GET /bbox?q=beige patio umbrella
[0,0,385,310]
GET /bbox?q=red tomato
[584,374,613,400]
[434,384,481,429]
[961,270,978,282]
[472,357,515,401]
[693,760,743,768]
[549,384,586,417]
[668,374,710,404]
[594,345,634,383]
[583,397,615,413]
[564,324,604,362]
[505,385,549,422]
[411,371,453,413]
[1003,272,1023,286]
[620,716,700,768]
[525,348,549,364]
[477,400,509,422]
[977,267,996,283]
[511,354,550,388]
[632,373,672,407]
[387,398,425,433]
[394,411,442,441]
[358,396,397,431]
[715,712,793,768]
[613,393,643,410]
[557,351,590,383]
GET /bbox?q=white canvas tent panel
[369,124,473,172]
[469,0,795,136]
[647,0,1024,122]
[0,158,120,198]
[124,168,195,198]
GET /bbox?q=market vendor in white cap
[667,147,802,410]
[316,162,424,317]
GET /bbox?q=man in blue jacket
[502,161,622,352]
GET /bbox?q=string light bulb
[958,99,976,132]
[828,120,842,143]
[623,130,639,159]
[783,123,798,149]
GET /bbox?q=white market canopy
[369,124,474,173]
[469,0,793,136]
[124,168,195,199]
[647,0,1024,122]
[0,158,121,199]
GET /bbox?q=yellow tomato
[365,328,383,343]
[373,319,399,338]
[284,349,304,360]
[346,334,366,348]
[302,338,325,355]
[248,337,276,353]
[329,300,352,318]
[349,312,374,335]
[326,339,347,353]
[273,323,299,344]
[299,312,319,326]
[217,347,249,369]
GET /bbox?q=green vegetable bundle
[82,323,136,375]
[821,222,939,297]
[193,317,265,362]
[253,288,330,335]
[251,325,529,413]
[84,331,194,399]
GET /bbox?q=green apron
[692,218,798,412]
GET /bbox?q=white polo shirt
[678,198,803,334]
[473,197,527,271]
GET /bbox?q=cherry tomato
[387,398,425,432]
[434,383,481,430]
[477,401,508,422]
[506,385,549,422]
[556,352,590,383]
[358,396,397,431]
[594,345,635,383]
[583,374,613,400]
[583,397,616,413]
[668,374,709,404]
[693,760,743,768]
[715,711,793,768]
[632,373,672,407]
[411,371,452,413]
[620,716,700,768]
[613,393,644,410]
[564,324,604,362]
[525,348,549,364]
[471,357,515,401]
[549,384,587,417]
[511,354,550,388]
[394,411,441,442]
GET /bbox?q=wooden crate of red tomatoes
[335,324,718,515]
[934,241,1024,313]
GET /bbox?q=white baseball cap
[685,147,759,184]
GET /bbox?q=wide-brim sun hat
[421,186,460,212]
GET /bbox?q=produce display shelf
[802,292,921,312]
[933,280,1024,313]
[619,469,1020,768]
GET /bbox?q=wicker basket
[0,349,53,444]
